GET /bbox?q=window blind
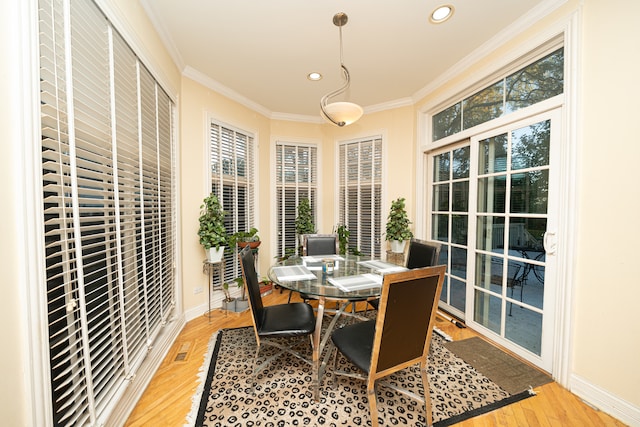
[39,0,176,425]
[338,137,383,258]
[210,122,256,280]
[275,143,318,257]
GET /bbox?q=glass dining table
[267,254,407,400]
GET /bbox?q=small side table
[202,259,225,320]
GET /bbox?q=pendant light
[320,12,363,127]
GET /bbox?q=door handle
[543,231,557,255]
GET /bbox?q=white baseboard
[570,373,640,426]
[184,301,211,322]
[184,287,248,322]
[106,314,186,426]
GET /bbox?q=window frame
[37,0,178,424]
[337,136,384,258]
[274,141,318,258]
[207,120,257,281]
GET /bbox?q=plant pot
[259,282,273,296]
[222,297,236,312]
[238,241,261,249]
[206,246,225,262]
[390,240,406,254]
[234,298,249,312]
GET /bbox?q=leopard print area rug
[191,324,532,427]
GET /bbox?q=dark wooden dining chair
[238,245,316,389]
[369,238,442,309]
[329,265,445,427]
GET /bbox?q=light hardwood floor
[125,290,626,427]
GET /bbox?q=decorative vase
[222,297,236,312]
[390,240,406,254]
[206,246,225,262]
[234,298,249,312]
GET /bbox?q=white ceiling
[141,0,552,120]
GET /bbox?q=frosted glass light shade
[322,102,363,126]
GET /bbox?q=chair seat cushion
[331,319,376,373]
[258,302,316,337]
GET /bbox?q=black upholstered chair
[238,245,316,388]
[405,238,442,270]
[303,233,339,256]
[330,266,445,427]
[369,238,442,310]
[287,233,340,303]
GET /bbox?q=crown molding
[271,112,324,124]
[183,66,271,118]
[139,0,185,71]
[412,0,568,104]
[365,97,414,114]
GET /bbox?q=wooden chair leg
[367,379,379,427]
[420,363,433,426]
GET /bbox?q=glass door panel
[472,119,551,359]
[431,145,470,319]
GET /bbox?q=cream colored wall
[275,107,416,238]
[181,85,416,312]
[412,0,640,414]
[315,107,418,252]
[104,0,181,94]
[573,0,640,407]
[4,0,638,423]
[1,1,29,424]
[180,77,272,311]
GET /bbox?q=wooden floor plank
[124,290,626,426]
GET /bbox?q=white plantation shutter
[39,0,176,425]
[210,122,256,281]
[338,137,383,257]
[275,143,318,256]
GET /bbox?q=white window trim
[335,134,386,258]
[415,10,582,388]
[204,117,259,285]
[272,139,320,256]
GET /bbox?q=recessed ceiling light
[430,5,454,24]
[307,72,322,81]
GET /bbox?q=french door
[432,110,559,371]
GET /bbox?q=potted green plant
[197,192,228,262]
[335,224,350,255]
[231,227,261,249]
[295,198,315,251]
[221,281,236,312]
[232,276,249,312]
[385,197,413,253]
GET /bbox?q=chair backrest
[405,238,442,269]
[238,245,264,332]
[370,266,445,376]
[302,234,339,256]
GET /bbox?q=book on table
[357,259,408,273]
[271,265,317,281]
[328,274,382,292]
